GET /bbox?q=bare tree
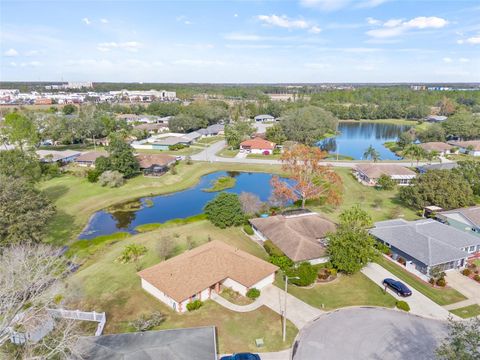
[156,236,175,260]
[0,243,81,359]
[239,192,263,215]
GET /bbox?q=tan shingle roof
[440,206,480,228]
[355,164,416,179]
[449,140,480,151]
[75,151,108,163]
[418,142,453,152]
[138,241,278,302]
[136,153,176,168]
[250,213,336,262]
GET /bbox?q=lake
[319,121,412,160]
[79,171,286,239]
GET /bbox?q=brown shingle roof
[355,164,416,179]
[240,137,276,150]
[75,151,108,163]
[449,140,480,151]
[440,206,480,228]
[418,142,453,152]
[136,153,176,169]
[250,213,336,262]
[138,241,278,302]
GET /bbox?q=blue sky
[1,0,479,83]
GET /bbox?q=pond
[79,171,286,239]
[319,121,412,160]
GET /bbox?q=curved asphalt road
[293,307,447,360]
[191,141,451,168]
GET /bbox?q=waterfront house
[240,137,276,155]
[354,164,416,186]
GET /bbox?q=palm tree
[363,145,381,162]
[403,144,427,166]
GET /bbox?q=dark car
[382,278,412,297]
[220,353,261,360]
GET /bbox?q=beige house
[418,142,455,156]
[354,164,416,186]
[449,140,480,157]
[138,241,278,312]
[75,151,108,167]
[249,210,336,264]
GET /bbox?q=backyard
[65,221,296,353]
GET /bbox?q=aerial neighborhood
[1,1,480,360]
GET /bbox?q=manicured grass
[310,167,419,223]
[376,257,467,306]
[247,153,281,159]
[135,214,207,233]
[217,148,239,158]
[202,176,236,192]
[196,136,224,145]
[450,304,480,318]
[65,221,296,353]
[135,146,202,156]
[274,272,397,310]
[39,162,282,244]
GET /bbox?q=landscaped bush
[243,224,254,235]
[462,268,471,276]
[436,278,446,287]
[264,240,285,257]
[329,268,337,277]
[429,278,435,285]
[204,192,245,228]
[130,311,166,331]
[377,174,396,190]
[396,300,410,312]
[246,288,261,300]
[186,300,203,311]
[397,257,406,266]
[269,255,293,272]
[287,262,317,287]
[116,243,148,264]
[169,143,188,151]
[474,274,480,282]
[98,170,125,187]
[86,169,101,183]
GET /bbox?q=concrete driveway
[361,262,451,320]
[293,307,447,360]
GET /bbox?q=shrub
[264,240,285,257]
[329,268,337,277]
[87,169,101,183]
[98,170,125,187]
[474,274,480,282]
[186,300,203,311]
[397,257,406,266]
[436,278,446,287]
[462,268,471,276]
[396,300,410,312]
[185,156,193,165]
[269,255,293,272]
[377,174,396,190]
[169,143,187,151]
[117,243,147,263]
[262,150,270,155]
[130,311,166,331]
[204,192,245,228]
[170,163,178,175]
[243,224,254,235]
[246,288,261,300]
[429,278,435,285]
[287,262,317,287]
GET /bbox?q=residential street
[361,263,452,320]
[191,140,450,168]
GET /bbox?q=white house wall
[250,273,275,290]
[309,256,330,265]
[141,279,180,311]
[222,278,248,296]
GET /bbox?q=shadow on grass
[44,210,77,246]
[42,184,69,202]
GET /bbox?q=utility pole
[283,275,299,342]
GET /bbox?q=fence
[48,309,106,336]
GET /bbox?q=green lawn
[310,167,419,223]
[274,272,397,310]
[450,304,480,319]
[216,148,239,158]
[376,257,466,306]
[196,136,224,145]
[247,153,281,160]
[134,146,202,156]
[65,221,296,353]
[202,176,236,192]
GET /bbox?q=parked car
[382,278,412,297]
[220,353,261,360]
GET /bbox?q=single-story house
[36,149,81,163]
[136,153,176,176]
[249,210,336,264]
[75,151,108,167]
[138,240,278,312]
[354,164,416,186]
[181,131,202,142]
[426,115,448,123]
[197,124,224,137]
[437,206,480,237]
[448,140,480,157]
[417,162,458,173]
[133,123,168,134]
[418,142,455,156]
[370,219,480,279]
[254,114,275,122]
[78,326,217,360]
[240,137,276,155]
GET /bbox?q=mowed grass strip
[274,272,397,310]
[449,304,480,318]
[66,221,295,353]
[376,257,466,306]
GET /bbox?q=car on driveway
[382,278,412,297]
[220,353,261,360]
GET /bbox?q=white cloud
[4,48,18,57]
[458,35,480,44]
[367,17,381,25]
[459,57,470,63]
[97,41,142,52]
[82,17,91,25]
[176,15,192,25]
[443,57,453,63]
[234,14,239,18]
[367,16,448,38]
[172,59,226,66]
[100,18,108,24]
[257,14,321,33]
[20,61,41,67]
[300,0,387,11]
[224,33,263,41]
